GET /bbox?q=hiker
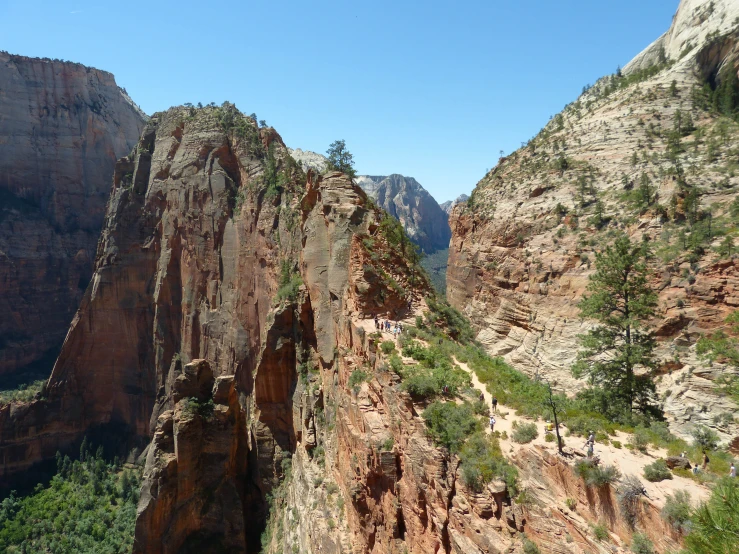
[587,431,595,446]
[489,415,496,432]
[703,452,710,470]
[692,465,700,475]
[479,392,485,403]
[730,463,736,478]
[374,316,379,330]
[491,396,498,414]
[587,441,594,458]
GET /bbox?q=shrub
[612,440,622,449]
[629,427,650,453]
[618,475,646,528]
[545,432,555,442]
[423,402,479,453]
[684,477,739,553]
[181,397,215,420]
[512,422,538,444]
[691,426,720,452]
[631,532,654,554]
[380,341,396,355]
[661,490,692,533]
[523,538,541,554]
[643,459,673,482]
[565,497,577,510]
[592,523,609,541]
[460,433,518,495]
[349,369,369,393]
[575,460,621,487]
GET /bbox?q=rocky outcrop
[448,0,739,442]
[440,194,469,215]
[0,52,145,377]
[288,147,328,173]
[355,174,451,254]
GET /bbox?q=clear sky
[1,0,678,203]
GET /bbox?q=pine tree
[573,234,660,420]
[683,478,739,554]
[326,140,357,179]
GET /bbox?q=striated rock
[355,174,451,254]
[448,0,739,442]
[0,52,145,377]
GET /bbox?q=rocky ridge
[440,194,469,215]
[448,0,739,443]
[0,51,146,377]
[288,148,452,253]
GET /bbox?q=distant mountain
[288,148,451,254]
[440,194,469,215]
[354,175,450,254]
[288,148,327,173]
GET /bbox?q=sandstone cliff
[0,51,146,377]
[448,0,739,443]
[288,148,452,254]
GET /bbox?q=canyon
[1,1,738,553]
[449,0,739,444]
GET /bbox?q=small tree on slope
[573,234,661,421]
[326,139,357,179]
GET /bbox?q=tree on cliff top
[326,139,357,179]
[573,234,660,422]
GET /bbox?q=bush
[423,402,479,453]
[631,532,654,554]
[380,341,396,355]
[565,497,577,511]
[544,432,555,442]
[628,426,650,452]
[684,477,739,553]
[691,426,720,452]
[349,369,369,393]
[459,433,518,495]
[523,538,541,554]
[181,397,215,420]
[643,459,673,482]
[592,523,609,541]
[612,440,622,448]
[661,490,692,533]
[575,460,621,487]
[512,422,538,444]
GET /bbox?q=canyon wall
[0,52,146,377]
[448,0,739,443]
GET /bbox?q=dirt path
[455,358,710,507]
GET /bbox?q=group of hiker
[374,316,403,337]
[488,395,499,432]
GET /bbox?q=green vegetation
[573,234,661,422]
[693,61,739,120]
[630,532,655,554]
[459,433,518,495]
[511,422,538,444]
[0,378,46,405]
[181,397,215,420]
[348,369,369,394]
[697,310,739,403]
[0,445,140,553]
[574,459,621,487]
[398,340,471,399]
[275,259,303,304]
[380,341,396,355]
[325,139,357,179]
[592,523,609,541]
[683,477,739,554]
[420,248,448,296]
[643,459,672,482]
[522,538,541,554]
[422,402,479,453]
[661,490,692,534]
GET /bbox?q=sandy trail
[455,358,710,506]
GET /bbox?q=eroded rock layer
[448,0,739,442]
[0,52,145,376]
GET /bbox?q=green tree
[573,235,660,420]
[326,139,357,179]
[697,311,739,402]
[718,235,735,258]
[683,478,739,554]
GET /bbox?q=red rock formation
[0,52,145,377]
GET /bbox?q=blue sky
[1,0,677,202]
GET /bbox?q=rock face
[288,148,452,254]
[448,0,739,442]
[355,174,451,254]
[0,52,145,377]
[440,194,469,215]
